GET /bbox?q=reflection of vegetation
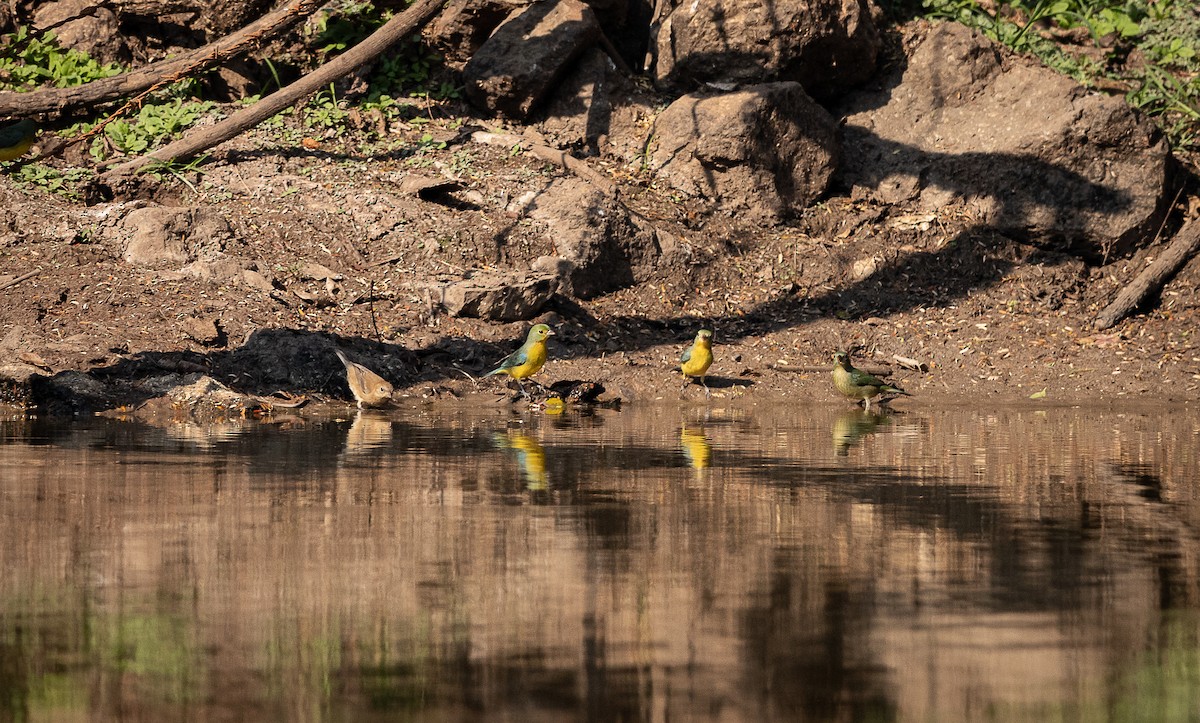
[109,615,204,704]
[1110,613,1200,721]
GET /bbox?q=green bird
[0,119,38,162]
[486,323,554,396]
[831,351,910,411]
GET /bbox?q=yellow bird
[679,329,714,397]
[486,323,554,396]
[0,119,38,162]
[334,348,393,408]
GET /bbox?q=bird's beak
[546,330,556,336]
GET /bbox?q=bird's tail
[885,386,911,396]
[333,348,352,368]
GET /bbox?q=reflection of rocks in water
[832,410,889,456]
[680,425,712,473]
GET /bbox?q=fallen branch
[0,0,322,118]
[1094,219,1200,330]
[470,130,616,194]
[770,362,893,376]
[0,270,40,291]
[101,0,445,178]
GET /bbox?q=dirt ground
[2,52,1199,414]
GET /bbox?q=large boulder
[838,22,1173,261]
[651,0,881,98]
[463,0,602,119]
[535,47,621,153]
[426,0,530,63]
[646,82,840,224]
[528,178,662,298]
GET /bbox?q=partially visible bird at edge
[831,350,910,411]
[486,323,554,397]
[335,348,394,408]
[680,329,714,398]
[0,119,38,163]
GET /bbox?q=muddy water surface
[1,403,1198,721]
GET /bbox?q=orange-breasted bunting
[486,323,554,396]
[0,119,37,162]
[831,350,910,410]
[679,329,714,397]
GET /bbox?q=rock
[528,178,661,298]
[0,364,43,407]
[182,317,223,346]
[838,22,1173,260]
[463,0,602,119]
[33,0,126,64]
[535,47,620,154]
[647,82,840,224]
[426,0,530,62]
[118,206,234,267]
[442,271,558,320]
[651,0,880,98]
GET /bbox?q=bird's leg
[701,376,710,400]
[863,396,872,412]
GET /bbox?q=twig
[0,270,40,291]
[470,130,617,194]
[1095,218,1200,330]
[770,362,893,376]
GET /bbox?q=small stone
[443,271,558,321]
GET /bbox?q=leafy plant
[306,1,390,57]
[83,100,217,161]
[13,163,93,200]
[304,86,350,130]
[0,25,123,90]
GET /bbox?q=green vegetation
[0,25,123,89]
[899,0,1200,153]
[60,99,218,162]
[11,163,92,199]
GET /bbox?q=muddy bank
[2,13,1200,415]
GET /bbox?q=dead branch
[0,0,322,118]
[1094,219,1200,330]
[470,130,616,194]
[101,0,445,178]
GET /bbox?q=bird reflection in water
[340,411,393,461]
[680,425,712,478]
[497,430,549,491]
[831,410,889,456]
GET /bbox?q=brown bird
[334,348,393,408]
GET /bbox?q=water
[1,403,1199,722]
